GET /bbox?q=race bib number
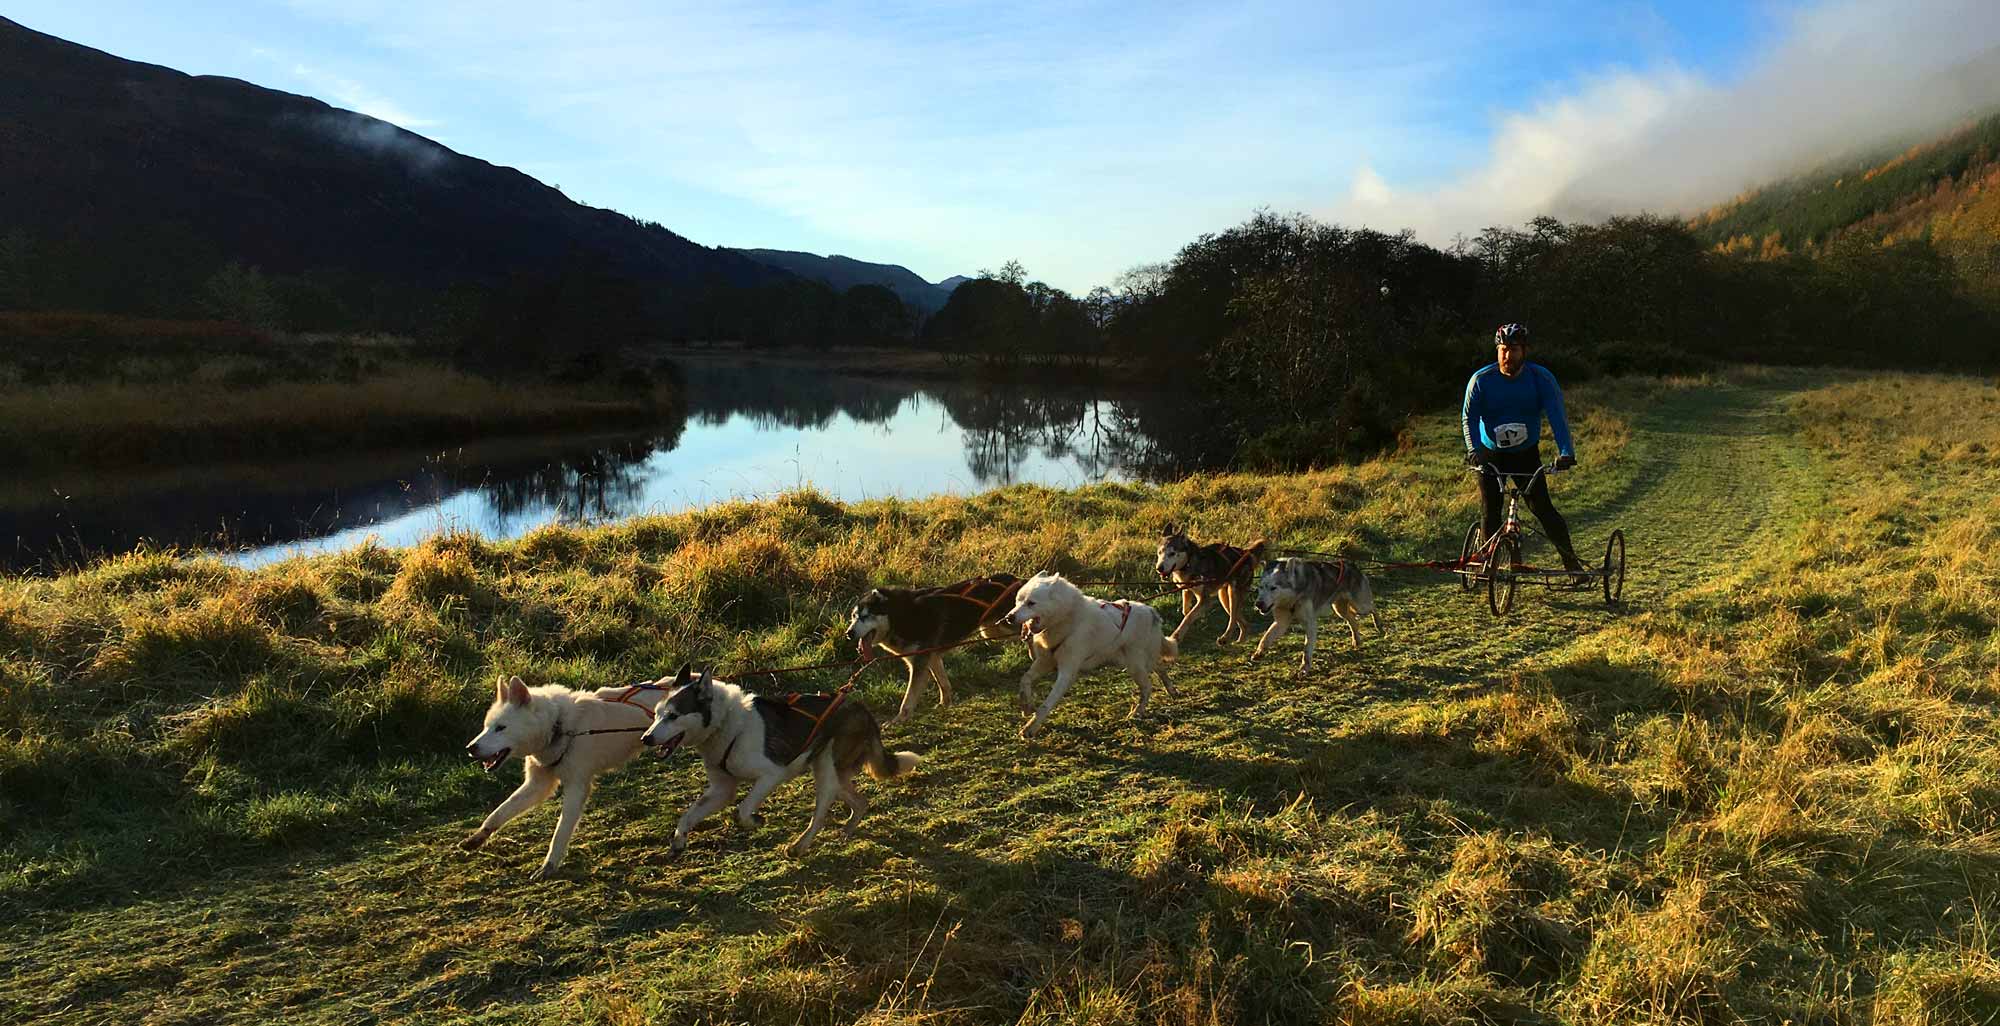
[1492,422,1531,448]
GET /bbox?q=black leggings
[1479,448,1580,567]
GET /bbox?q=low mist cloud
[1337,0,2000,240]
[296,111,450,174]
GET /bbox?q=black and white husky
[844,573,1022,724]
[1251,557,1384,673]
[1004,572,1178,739]
[640,666,920,857]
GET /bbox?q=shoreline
[0,363,684,473]
[651,341,1136,382]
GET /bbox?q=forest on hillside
[1695,110,2000,300]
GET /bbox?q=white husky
[462,672,674,879]
[1004,572,1179,739]
[641,667,920,857]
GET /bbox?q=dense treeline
[919,260,1103,367]
[4,204,1994,469]
[0,228,930,386]
[1095,210,1996,468]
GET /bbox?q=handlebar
[1466,463,1560,488]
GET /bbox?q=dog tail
[866,743,922,779]
[1160,635,1179,663]
[1243,538,1269,575]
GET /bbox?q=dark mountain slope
[0,16,780,311]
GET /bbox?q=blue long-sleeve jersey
[1461,362,1573,456]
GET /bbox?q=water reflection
[480,432,682,527]
[1,360,1182,570]
[684,365,908,430]
[940,389,1125,484]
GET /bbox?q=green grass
[3,370,1997,1024]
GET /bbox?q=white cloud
[270,0,1509,289]
[256,0,2000,287]
[1340,69,1701,240]
[285,60,439,130]
[1333,0,2000,240]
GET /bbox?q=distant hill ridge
[731,249,962,313]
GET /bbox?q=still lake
[2,362,1172,570]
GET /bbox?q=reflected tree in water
[934,385,1144,485]
[478,423,683,530]
[682,363,909,429]
[676,362,1189,487]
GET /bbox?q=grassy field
[0,362,680,471]
[2,369,1997,1024]
[0,317,681,473]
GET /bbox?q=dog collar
[541,715,573,770]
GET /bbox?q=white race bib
[1492,422,1531,448]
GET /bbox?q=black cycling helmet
[1494,323,1529,346]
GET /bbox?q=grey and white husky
[640,666,920,857]
[462,673,675,879]
[1251,557,1384,673]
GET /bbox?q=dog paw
[460,830,490,852]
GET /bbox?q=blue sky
[12,2,1988,291]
